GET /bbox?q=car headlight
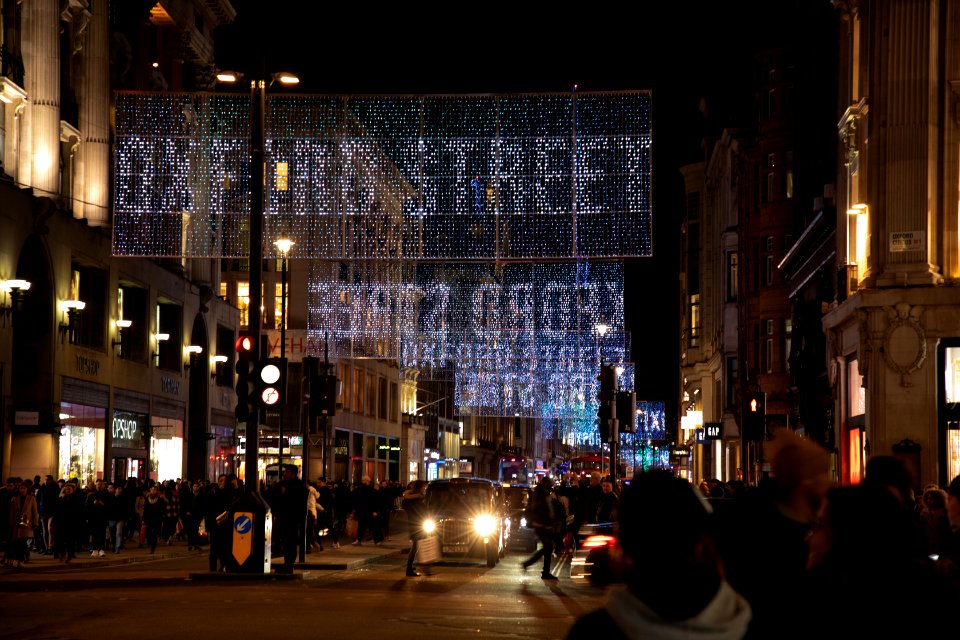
[474,514,497,536]
[422,518,437,534]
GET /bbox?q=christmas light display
[113,91,652,260]
[112,91,653,436]
[306,260,628,420]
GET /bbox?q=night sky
[214,1,838,427]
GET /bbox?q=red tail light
[582,534,616,549]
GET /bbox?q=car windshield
[426,483,492,515]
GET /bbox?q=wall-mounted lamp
[184,344,203,369]
[1,279,31,326]
[59,299,86,344]
[112,319,132,355]
[152,332,169,364]
[211,354,228,379]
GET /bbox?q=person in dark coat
[802,482,960,637]
[53,482,82,563]
[203,474,238,572]
[402,480,429,576]
[141,484,167,554]
[521,476,563,580]
[273,464,307,573]
[351,476,376,545]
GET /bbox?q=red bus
[568,455,609,475]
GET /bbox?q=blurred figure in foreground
[802,482,959,637]
[565,470,751,640]
[712,428,832,639]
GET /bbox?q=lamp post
[595,322,609,476]
[275,238,293,475]
[216,69,298,492]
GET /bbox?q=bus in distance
[498,455,533,485]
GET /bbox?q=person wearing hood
[565,470,751,640]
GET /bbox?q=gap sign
[704,422,723,440]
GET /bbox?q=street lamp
[216,69,299,492]
[274,237,294,473]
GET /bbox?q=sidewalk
[0,515,410,578]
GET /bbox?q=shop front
[150,399,184,483]
[59,378,109,485]
[111,390,150,484]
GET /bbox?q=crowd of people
[0,469,409,573]
[564,430,960,639]
[7,438,960,639]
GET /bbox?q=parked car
[502,484,537,552]
[422,478,509,567]
[569,521,620,585]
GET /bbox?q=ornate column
[20,0,60,196]
[77,0,109,226]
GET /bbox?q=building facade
[823,0,960,488]
[0,0,240,484]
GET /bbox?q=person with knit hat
[565,470,751,639]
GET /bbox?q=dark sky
[214,1,838,418]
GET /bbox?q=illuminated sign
[112,411,145,449]
[704,422,722,440]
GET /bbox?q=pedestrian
[520,476,563,580]
[52,481,81,563]
[565,470,752,640]
[712,428,832,639]
[316,478,339,550]
[802,482,960,637]
[306,480,321,552]
[161,481,180,545]
[84,481,108,557]
[351,476,376,545]
[105,484,128,553]
[273,464,307,573]
[4,480,38,568]
[402,480,429,576]
[204,474,239,572]
[142,484,166,554]
[38,475,60,555]
[595,478,619,523]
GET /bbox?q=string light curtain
[306,260,627,418]
[113,91,651,260]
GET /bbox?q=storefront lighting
[59,299,86,344]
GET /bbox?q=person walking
[141,484,166,554]
[306,480,321,552]
[402,480,429,576]
[521,476,563,580]
[351,476,376,545]
[105,484,128,553]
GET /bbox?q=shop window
[155,301,183,371]
[59,402,106,484]
[69,264,108,349]
[117,282,148,362]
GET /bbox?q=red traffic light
[236,334,254,353]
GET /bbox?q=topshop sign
[112,411,145,449]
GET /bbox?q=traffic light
[310,374,338,417]
[256,357,287,409]
[597,364,618,442]
[616,391,637,433]
[744,391,766,441]
[234,332,258,422]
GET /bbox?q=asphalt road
[0,546,606,640]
